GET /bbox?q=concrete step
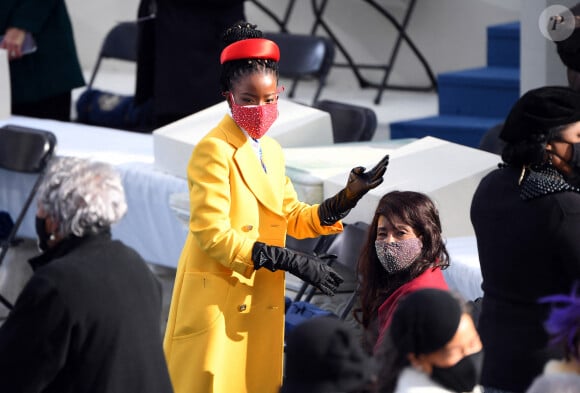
[438,66,520,118]
[487,21,520,68]
[389,114,504,148]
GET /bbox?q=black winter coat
[471,166,580,392]
[0,232,173,393]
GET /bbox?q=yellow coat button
[238,304,247,312]
[242,225,253,232]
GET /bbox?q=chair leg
[288,79,298,98]
[293,281,310,302]
[312,82,324,104]
[339,290,358,320]
[0,293,13,310]
[304,285,317,302]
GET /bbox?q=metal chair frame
[0,125,56,309]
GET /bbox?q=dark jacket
[138,0,244,126]
[0,232,173,393]
[470,166,580,392]
[0,0,85,103]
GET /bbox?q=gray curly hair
[37,156,127,238]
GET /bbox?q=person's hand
[343,154,389,203]
[0,27,26,60]
[252,242,344,296]
[318,154,389,225]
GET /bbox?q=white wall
[66,0,522,88]
[67,1,140,71]
[520,0,577,93]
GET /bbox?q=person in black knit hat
[281,316,377,393]
[480,2,580,154]
[471,85,580,393]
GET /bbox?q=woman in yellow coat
[163,22,389,393]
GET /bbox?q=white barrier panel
[284,139,414,205]
[153,98,333,179]
[323,137,501,237]
[0,49,10,119]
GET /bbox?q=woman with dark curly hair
[471,86,580,393]
[356,190,450,353]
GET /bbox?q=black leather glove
[319,154,389,225]
[252,242,344,296]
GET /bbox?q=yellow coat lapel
[219,116,283,215]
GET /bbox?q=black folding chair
[87,21,139,90]
[76,19,155,132]
[296,222,370,320]
[285,233,338,302]
[264,32,335,104]
[313,99,377,143]
[0,125,57,309]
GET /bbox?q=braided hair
[219,21,279,93]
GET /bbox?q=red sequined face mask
[229,93,279,139]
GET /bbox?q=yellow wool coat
[163,115,343,393]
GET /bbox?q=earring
[518,166,527,186]
[49,233,55,241]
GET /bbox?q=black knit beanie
[499,86,580,143]
[389,289,462,355]
[281,316,376,393]
[556,3,580,72]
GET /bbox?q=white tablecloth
[444,236,483,300]
[0,116,188,267]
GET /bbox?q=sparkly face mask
[375,237,423,274]
[229,93,278,139]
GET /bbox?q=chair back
[0,125,56,272]
[324,222,369,283]
[288,233,339,301]
[87,21,139,89]
[100,21,139,61]
[0,125,56,173]
[264,32,335,103]
[313,100,377,143]
[300,221,369,303]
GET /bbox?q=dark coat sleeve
[8,0,60,34]
[2,0,85,103]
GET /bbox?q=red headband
[220,38,280,64]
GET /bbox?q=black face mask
[430,350,483,393]
[566,143,580,187]
[35,216,51,252]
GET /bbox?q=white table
[323,137,502,237]
[1,117,486,299]
[168,138,485,301]
[0,116,188,268]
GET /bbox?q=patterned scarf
[520,164,580,200]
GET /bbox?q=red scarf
[374,267,449,353]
